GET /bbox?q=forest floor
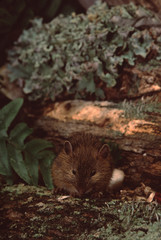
[0,184,161,240]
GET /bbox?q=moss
[0,184,161,239]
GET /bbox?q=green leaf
[25,139,53,155]
[0,98,23,131]
[129,31,152,58]
[86,79,96,93]
[0,140,12,178]
[120,6,133,18]
[7,143,31,184]
[24,150,39,186]
[8,66,31,83]
[95,88,105,99]
[78,76,96,93]
[122,51,135,66]
[101,73,117,87]
[39,150,55,189]
[0,129,8,140]
[9,122,33,147]
[44,0,62,20]
[24,139,53,186]
[14,0,26,14]
[133,44,147,58]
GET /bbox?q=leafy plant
[7,0,161,102]
[0,98,55,189]
[0,0,64,66]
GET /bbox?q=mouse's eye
[72,169,77,175]
[90,170,96,177]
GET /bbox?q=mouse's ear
[64,140,73,155]
[99,144,110,159]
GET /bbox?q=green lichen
[1,183,52,196]
[7,0,161,102]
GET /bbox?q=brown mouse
[52,133,115,197]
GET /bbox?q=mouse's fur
[52,133,114,197]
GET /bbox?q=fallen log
[35,98,161,192]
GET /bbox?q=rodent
[52,133,124,197]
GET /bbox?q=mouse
[52,133,124,197]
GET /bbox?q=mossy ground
[0,184,160,240]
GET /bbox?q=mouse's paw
[91,191,104,198]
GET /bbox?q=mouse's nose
[77,187,85,197]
